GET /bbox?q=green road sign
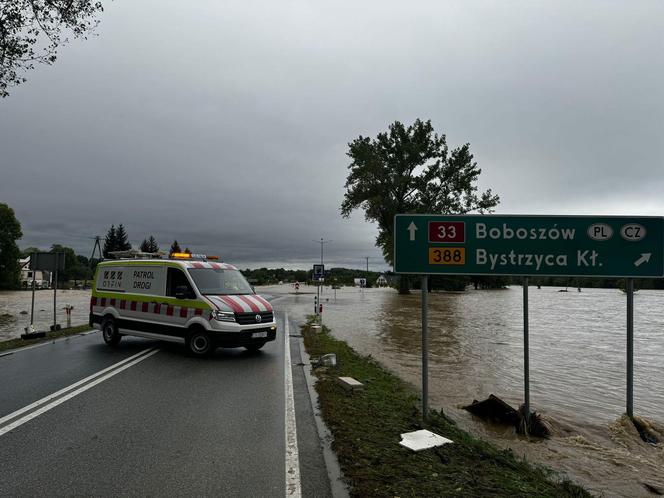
[394,215,664,277]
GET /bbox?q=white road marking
[284,312,302,498]
[0,329,97,357]
[0,347,159,437]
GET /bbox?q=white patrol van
[89,254,277,356]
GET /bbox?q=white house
[19,257,51,289]
[376,274,388,287]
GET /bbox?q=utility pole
[89,236,103,268]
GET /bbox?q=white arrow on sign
[408,222,418,241]
[634,253,652,267]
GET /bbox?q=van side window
[166,268,195,298]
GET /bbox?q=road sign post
[523,277,530,422]
[626,278,634,418]
[395,214,664,421]
[313,265,324,324]
[421,276,429,420]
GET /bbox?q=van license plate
[252,331,268,339]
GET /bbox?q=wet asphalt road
[0,308,333,497]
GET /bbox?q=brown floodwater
[0,290,92,340]
[265,284,664,497]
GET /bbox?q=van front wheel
[187,329,213,356]
[101,317,121,346]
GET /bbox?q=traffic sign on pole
[313,264,325,281]
[394,215,664,278]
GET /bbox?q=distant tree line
[241,267,387,287]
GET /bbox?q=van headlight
[212,310,235,322]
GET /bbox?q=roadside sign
[313,264,325,281]
[30,252,65,271]
[394,215,664,277]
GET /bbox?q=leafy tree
[74,254,92,280]
[341,119,499,293]
[20,246,43,257]
[115,224,131,251]
[139,235,159,253]
[50,244,77,284]
[170,240,181,254]
[0,203,23,289]
[184,247,191,254]
[102,224,117,257]
[103,224,131,256]
[0,0,105,98]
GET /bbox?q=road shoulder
[289,316,348,498]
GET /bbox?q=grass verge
[0,324,91,353]
[302,321,590,497]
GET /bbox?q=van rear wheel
[101,317,121,346]
[187,329,213,356]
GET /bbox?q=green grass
[0,324,92,353]
[303,321,591,498]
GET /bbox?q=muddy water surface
[0,290,91,340]
[266,284,664,497]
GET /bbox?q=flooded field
[0,290,91,340]
[266,284,664,497]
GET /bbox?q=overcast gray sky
[1,0,663,270]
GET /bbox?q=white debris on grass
[337,376,364,392]
[399,429,453,452]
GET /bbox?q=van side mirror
[175,285,190,299]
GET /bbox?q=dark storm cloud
[1,0,663,269]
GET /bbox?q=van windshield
[187,268,254,295]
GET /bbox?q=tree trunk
[398,275,410,294]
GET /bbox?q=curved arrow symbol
[634,253,652,267]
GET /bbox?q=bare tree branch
[0,0,104,98]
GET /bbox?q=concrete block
[337,376,364,392]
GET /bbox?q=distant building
[353,278,367,287]
[19,257,51,289]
